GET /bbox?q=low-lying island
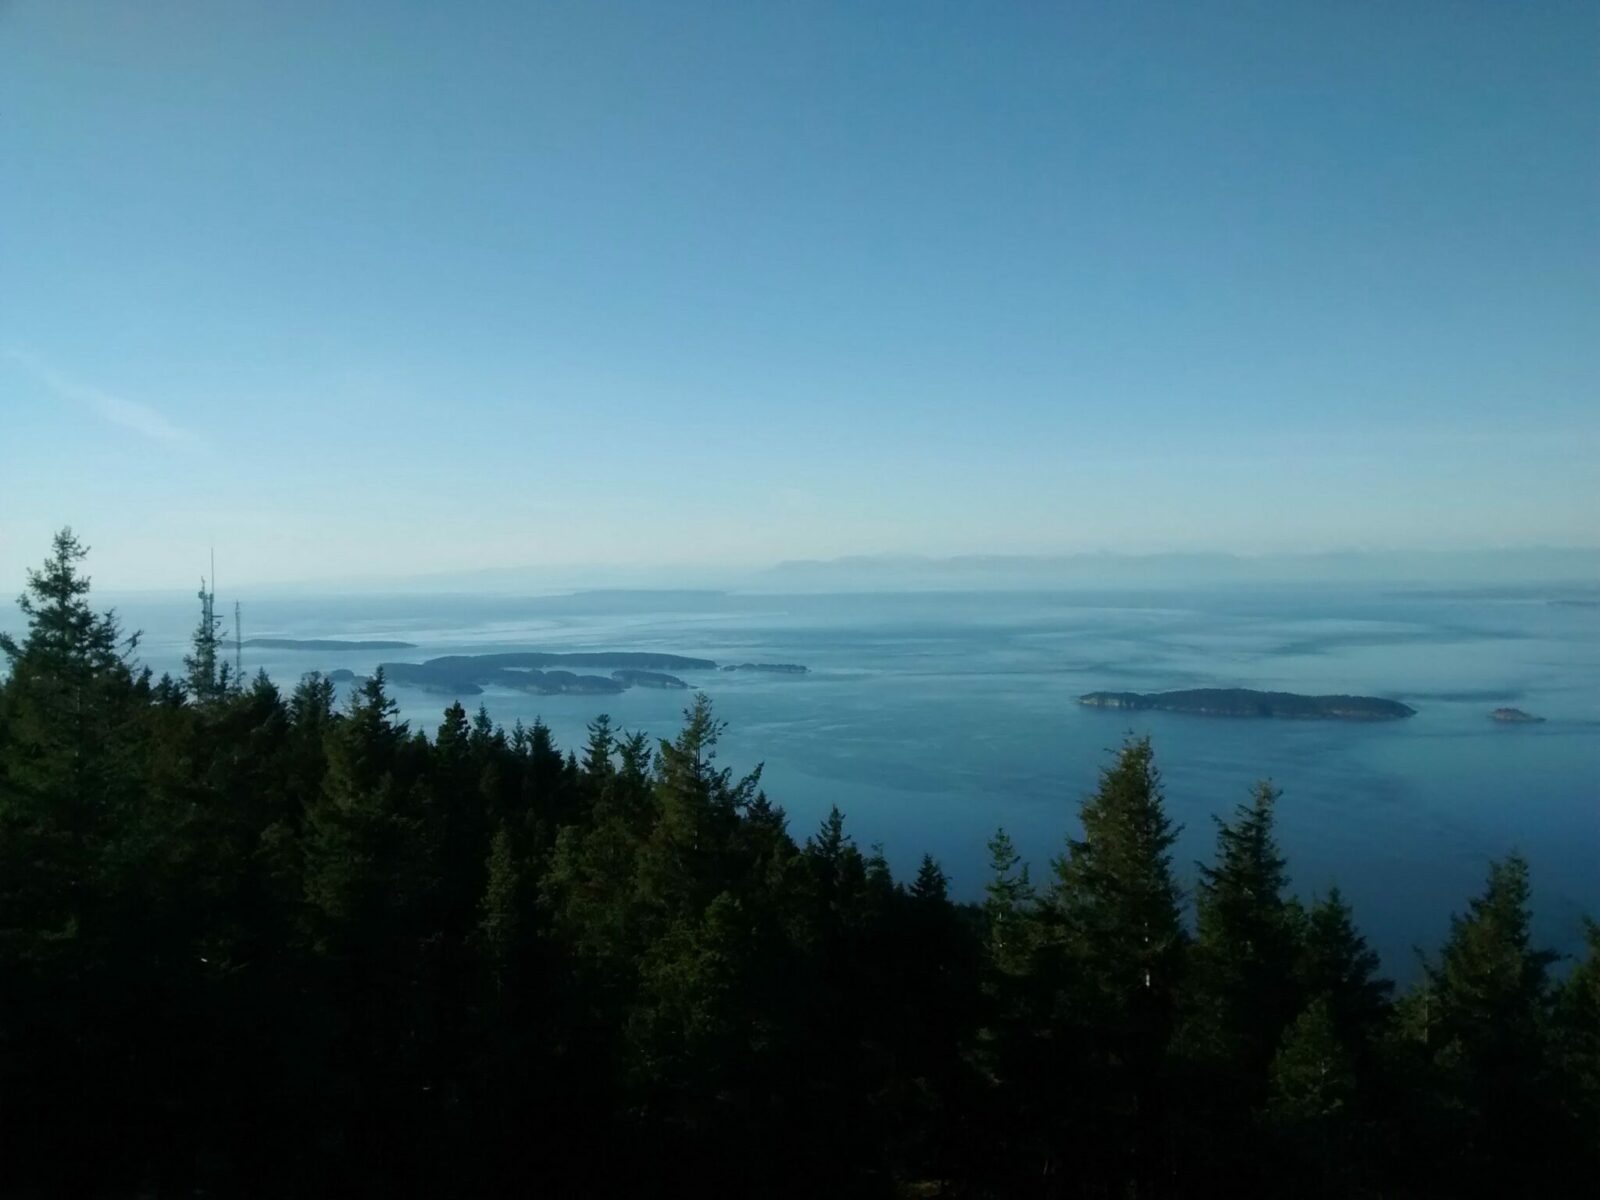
[1079,687,1416,721]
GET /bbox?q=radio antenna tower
[235,600,243,683]
[194,551,219,696]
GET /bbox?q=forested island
[2,532,1596,1197]
[365,650,803,697]
[378,662,623,696]
[611,668,691,689]
[277,650,809,697]
[1080,687,1417,721]
[374,651,715,696]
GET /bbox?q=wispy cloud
[4,349,204,448]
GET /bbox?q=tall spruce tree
[1045,734,1186,1190]
[1413,854,1561,1196]
[0,530,151,1190]
[0,528,142,825]
[1048,735,1186,1016]
[910,852,949,904]
[1190,781,1299,1087]
[983,827,1037,978]
[1295,886,1392,1047]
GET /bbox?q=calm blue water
[110,586,1599,978]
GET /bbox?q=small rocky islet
[1489,707,1545,724]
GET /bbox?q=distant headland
[1079,688,1415,721]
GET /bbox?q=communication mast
[198,565,216,663]
[195,561,218,695]
[235,601,243,683]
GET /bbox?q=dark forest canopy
[2,530,1596,1198]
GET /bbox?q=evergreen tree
[1295,886,1393,1046]
[973,827,1049,1191]
[1292,883,1395,1068]
[0,530,151,1190]
[582,712,617,810]
[635,694,752,919]
[1045,734,1186,1190]
[520,716,571,844]
[477,826,520,1000]
[982,827,1036,977]
[1049,735,1186,1012]
[1553,919,1600,1171]
[0,527,143,827]
[1263,996,1357,1196]
[910,852,949,904]
[1189,781,1299,1088]
[1411,854,1562,1196]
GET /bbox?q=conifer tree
[478,826,520,999]
[0,528,142,821]
[1264,996,1357,1195]
[974,827,1048,1189]
[1190,781,1299,1087]
[910,852,949,904]
[635,694,748,918]
[1045,735,1186,1190]
[1553,919,1600,1171]
[1295,886,1392,1046]
[983,828,1036,976]
[582,713,617,802]
[1048,735,1185,1016]
[301,672,419,944]
[0,530,149,1189]
[1413,854,1561,1195]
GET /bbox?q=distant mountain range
[147,547,1600,598]
[755,549,1600,591]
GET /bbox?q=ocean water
[110,585,1599,978]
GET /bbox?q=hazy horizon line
[45,543,1600,600]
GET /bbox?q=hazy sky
[3,1,1596,590]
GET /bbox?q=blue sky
[2,1,1596,590]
